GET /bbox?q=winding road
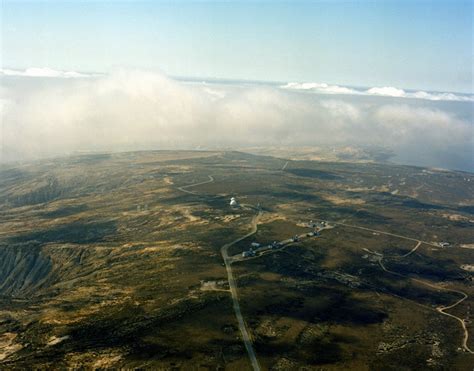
[177,175,214,194]
[437,295,472,354]
[329,221,440,248]
[176,174,261,369]
[332,220,473,354]
[175,176,473,358]
[378,257,473,354]
[401,240,422,258]
[221,212,262,371]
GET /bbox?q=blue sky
[1,0,473,93]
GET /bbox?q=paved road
[221,212,262,371]
[176,174,262,367]
[229,227,333,263]
[176,180,473,356]
[281,161,289,170]
[177,175,214,194]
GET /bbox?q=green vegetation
[0,150,472,369]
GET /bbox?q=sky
[0,1,473,171]
[1,0,473,93]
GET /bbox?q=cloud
[409,90,472,101]
[366,86,406,97]
[366,86,474,101]
[1,69,472,171]
[370,104,472,170]
[202,86,227,100]
[0,67,93,78]
[281,82,474,102]
[3,67,471,101]
[282,82,357,95]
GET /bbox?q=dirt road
[177,175,214,194]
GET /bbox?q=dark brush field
[0,150,473,370]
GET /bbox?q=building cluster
[271,241,282,249]
[240,220,323,259]
[242,249,256,258]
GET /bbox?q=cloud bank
[3,67,471,102]
[0,67,93,78]
[281,82,474,102]
[1,69,472,171]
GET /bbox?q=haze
[1,0,473,171]
[1,69,472,171]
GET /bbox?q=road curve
[335,220,473,354]
[401,241,422,258]
[221,211,262,371]
[175,174,261,367]
[378,258,473,354]
[437,296,473,354]
[177,175,214,194]
[330,221,440,248]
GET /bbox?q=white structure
[242,249,256,258]
[230,197,238,206]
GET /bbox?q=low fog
[0,69,472,171]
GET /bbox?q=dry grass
[0,333,23,362]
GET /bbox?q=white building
[242,250,256,258]
[230,197,238,206]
